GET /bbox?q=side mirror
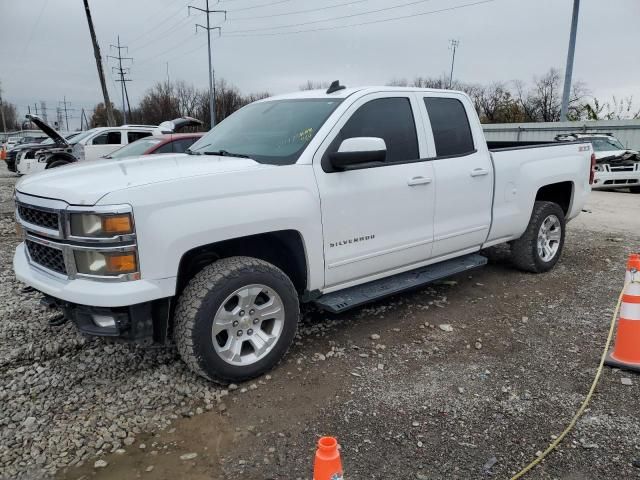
[329,137,386,170]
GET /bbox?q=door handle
[470,168,490,177]
[407,176,432,186]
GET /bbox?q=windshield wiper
[185,148,201,155]
[204,150,251,159]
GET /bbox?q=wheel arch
[176,229,309,297]
[535,181,573,216]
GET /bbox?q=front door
[85,130,123,160]
[313,93,436,289]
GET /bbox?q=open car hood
[26,114,68,146]
[158,116,203,133]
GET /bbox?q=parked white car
[13,83,594,383]
[556,133,640,192]
[17,115,201,175]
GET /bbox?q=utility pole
[448,39,459,89]
[40,101,48,124]
[108,36,133,124]
[83,0,115,126]
[60,96,71,131]
[0,99,7,134]
[166,62,170,86]
[560,0,580,121]
[189,1,226,127]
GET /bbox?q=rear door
[84,131,123,160]
[420,95,493,258]
[313,92,436,289]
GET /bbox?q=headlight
[70,213,133,238]
[74,250,138,277]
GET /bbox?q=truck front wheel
[510,201,566,273]
[174,256,299,383]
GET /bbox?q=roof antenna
[326,80,346,94]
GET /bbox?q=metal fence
[483,119,640,151]
[0,130,46,143]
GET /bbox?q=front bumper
[14,242,175,307]
[592,167,640,190]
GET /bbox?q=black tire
[174,256,299,384]
[510,201,566,273]
[629,186,640,194]
[47,160,70,169]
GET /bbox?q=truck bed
[487,140,584,151]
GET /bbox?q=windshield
[189,98,342,165]
[69,130,96,145]
[587,137,625,152]
[108,138,163,159]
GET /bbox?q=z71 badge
[329,234,375,248]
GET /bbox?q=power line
[224,0,449,34]
[223,0,496,37]
[130,14,197,52]
[226,0,292,12]
[230,0,371,20]
[128,0,192,45]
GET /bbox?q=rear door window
[335,97,419,164]
[92,131,122,145]
[128,131,153,143]
[423,97,475,157]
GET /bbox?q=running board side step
[313,254,487,314]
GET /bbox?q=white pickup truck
[13,84,594,383]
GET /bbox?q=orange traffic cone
[605,256,640,373]
[625,253,640,284]
[313,437,344,480]
[0,146,6,161]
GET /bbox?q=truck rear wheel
[174,256,299,384]
[510,201,565,273]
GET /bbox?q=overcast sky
[1,0,638,130]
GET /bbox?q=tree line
[90,79,270,130]
[386,68,639,123]
[2,69,638,133]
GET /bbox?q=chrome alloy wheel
[211,284,285,366]
[537,214,561,262]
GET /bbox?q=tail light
[589,152,596,185]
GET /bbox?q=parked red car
[105,133,205,159]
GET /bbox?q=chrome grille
[26,240,67,275]
[18,204,59,230]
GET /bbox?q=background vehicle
[105,133,205,159]
[4,136,21,149]
[18,115,202,174]
[9,132,81,173]
[556,133,640,192]
[4,136,49,172]
[13,85,593,384]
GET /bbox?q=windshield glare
[588,137,625,151]
[108,138,162,159]
[189,99,342,165]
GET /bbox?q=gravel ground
[1,171,639,479]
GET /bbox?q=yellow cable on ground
[509,284,626,480]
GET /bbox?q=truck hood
[594,149,639,162]
[25,114,68,146]
[16,153,267,205]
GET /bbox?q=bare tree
[586,95,640,120]
[299,80,330,91]
[90,102,122,127]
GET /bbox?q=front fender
[98,164,324,293]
